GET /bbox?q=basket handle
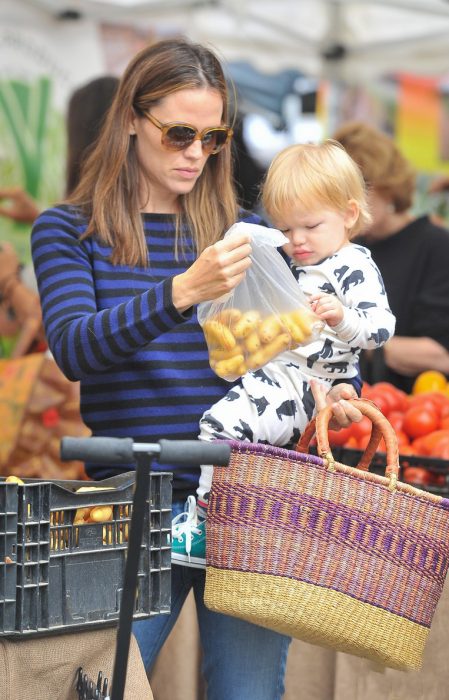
[296,398,399,490]
[296,412,383,472]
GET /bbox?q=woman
[334,120,449,394]
[31,39,361,699]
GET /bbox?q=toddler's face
[276,203,356,266]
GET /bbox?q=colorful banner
[397,75,449,175]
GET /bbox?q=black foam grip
[158,440,231,467]
[60,437,134,464]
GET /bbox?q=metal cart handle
[61,436,231,467]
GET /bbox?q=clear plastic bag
[198,222,323,381]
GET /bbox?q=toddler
[172,140,396,567]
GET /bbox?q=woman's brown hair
[67,38,238,266]
[333,121,416,213]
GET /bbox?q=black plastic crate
[2,471,172,637]
[0,482,18,634]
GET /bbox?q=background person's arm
[383,336,449,376]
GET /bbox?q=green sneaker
[171,495,206,569]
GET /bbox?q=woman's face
[129,87,224,213]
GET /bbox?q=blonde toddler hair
[262,140,371,239]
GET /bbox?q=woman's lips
[175,168,200,179]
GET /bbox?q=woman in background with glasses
[31,38,361,699]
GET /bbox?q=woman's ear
[344,199,360,231]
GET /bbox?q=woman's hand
[172,233,252,313]
[311,378,363,430]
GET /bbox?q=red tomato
[395,388,410,412]
[426,392,449,410]
[402,406,439,439]
[408,395,440,412]
[411,436,431,456]
[429,436,449,459]
[361,382,372,399]
[358,434,386,452]
[388,410,405,433]
[412,429,449,455]
[402,467,432,486]
[328,426,353,447]
[368,391,391,416]
[395,430,410,447]
[371,382,405,412]
[408,393,449,419]
[350,415,372,441]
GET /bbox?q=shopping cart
[60,436,231,700]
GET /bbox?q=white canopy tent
[3,0,449,177]
[23,0,449,83]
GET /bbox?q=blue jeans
[133,501,291,700]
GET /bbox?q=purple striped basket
[204,399,449,670]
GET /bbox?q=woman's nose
[184,138,204,158]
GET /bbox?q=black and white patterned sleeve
[329,247,396,350]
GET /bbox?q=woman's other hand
[311,378,362,430]
[172,233,252,312]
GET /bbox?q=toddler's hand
[309,292,344,327]
[311,378,362,430]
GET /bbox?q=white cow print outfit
[198,244,395,502]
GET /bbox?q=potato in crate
[6,471,171,637]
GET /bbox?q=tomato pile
[329,370,449,488]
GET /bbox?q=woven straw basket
[204,398,449,671]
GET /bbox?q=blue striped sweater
[31,205,261,497]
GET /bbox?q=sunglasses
[144,112,233,155]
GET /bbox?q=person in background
[66,75,119,196]
[232,113,266,211]
[334,120,449,394]
[31,39,362,699]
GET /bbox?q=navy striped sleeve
[31,206,190,381]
